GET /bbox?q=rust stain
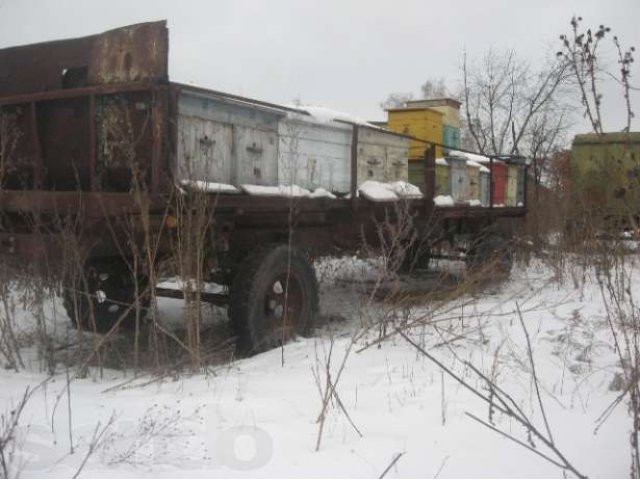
[0,21,168,97]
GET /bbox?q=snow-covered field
[0,255,634,478]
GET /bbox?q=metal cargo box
[176,89,282,186]
[357,126,409,185]
[278,114,352,193]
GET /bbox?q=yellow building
[386,106,444,158]
[403,98,461,153]
[404,98,461,128]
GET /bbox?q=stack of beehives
[175,91,413,198]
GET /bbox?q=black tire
[466,234,513,276]
[229,245,319,354]
[63,258,149,333]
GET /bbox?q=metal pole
[424,145,436,210]
[522,160,528,212]
[29,102,43,189]
[350,124,358,208]
[489,156,494,209]
[88,95,96,191]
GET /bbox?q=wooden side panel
[233,124,278,185]
[449,157,467,202]
[278,116,351,193]
[467,164,480,201]
[386,108,443,158]
[177,115,233,184]
[177,90,281,186]
[506,164,519,207]
[516,165,526,206]
[435,162,450,196]
[357,127,409,185]
[479,171,490,206]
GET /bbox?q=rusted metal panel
[0,21,167,97]
[2,86,167,193]
[278,114,352,193]
[40,97,92,190]
[0,36,93,96]
[0,82,158,106]
[95,90,155,191]
[88,22,168,85]
[0,191,167,216]
[0,103,38,189]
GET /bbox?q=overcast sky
[1,0,638,137]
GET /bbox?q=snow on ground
[0,255,635,478]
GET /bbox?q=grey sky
[1,0,638,136]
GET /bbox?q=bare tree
[557,16,640,477]
[461,49,570,180]
[420,78,450,99]
[380,78,455,112]
[557,16,636,134]
[379,92,414,111]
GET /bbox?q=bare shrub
[0,381,48,479]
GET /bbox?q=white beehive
[357,126,409,185]
[277,113,352,194]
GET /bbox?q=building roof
[405,98,462,109]
[573,132,640,145]
[385,106,444,115]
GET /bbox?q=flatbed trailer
[0,21,527,353]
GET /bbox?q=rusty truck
[0,21,528,353]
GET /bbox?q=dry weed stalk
[594,253,640,477]
[312,334,361,451]
[0,108,22,187]
[398,323,586,478]
[0,379,49,479]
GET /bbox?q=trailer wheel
[63,259,149,333]
[229,245,319,354]
[466,235,513,276]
